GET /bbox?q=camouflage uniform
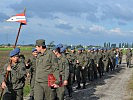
[28,56,36,99]
[103,50,110,72]
[55,54,69,100]
[1,62,26,100]
[89,51,97,80]
[75,50,88,89]
[126,49,132,67]
[66,51,76,97]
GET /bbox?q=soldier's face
[88,50,90,52]
[54,51,59,56]
[36,46,42,52]
[71,50,74,53]
[32,51,38,57]
[78,50,82,54]
[10,55,19,63]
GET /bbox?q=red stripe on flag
[16,13,25,16]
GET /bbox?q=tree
[76,44,83,48]
[47,41,55,49]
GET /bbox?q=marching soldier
[65,47,76,97]
[90,48,97,80]
[103,48,110,73]
[34,39,59,100]
[96,49,104,78]
[1,48,27,100]
[87,48,92,81]
[52,47,69,100]
[126,48,132,68]
[119,49,123,64]
[27,48,38,100]
[109,48,116,71]
[75,48,88,89]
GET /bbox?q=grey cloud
[55,23,73,30]
[100,4,133,22]
[0,12,9,22]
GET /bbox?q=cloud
[89,25,105,33]
[55,23,73,30]
[0,12,9,22]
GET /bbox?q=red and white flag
[6,13,27,24]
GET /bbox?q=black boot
[29,96,34,100]
[76,83,81,89]
[83,83,86,89]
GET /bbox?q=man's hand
[7,65,11,71]
[63,80,68,86]
[51,84,59,88]
[82,67,85,70]
[27,73,30,78]
[1,81,6,89]
[76,60,79,64]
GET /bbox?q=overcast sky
[0,0,133,46]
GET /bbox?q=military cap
[36,39,45,46]
[82,48,85,50]
[78,48,82,51]
[60,47,66,53]
[9,48,20,57]
[91,48,94,51]
[32,48,37,52]
[57,43,63,48]
[71,47,75,50]
[88,48,91,50]
[52,45,60,50]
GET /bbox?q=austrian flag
[6,13,27,24]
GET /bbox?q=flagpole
[0,8,26,100]
[14,23,22,48]
[14,8,26,48]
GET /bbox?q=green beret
[36,39,45,46]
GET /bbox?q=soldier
[1,48,27,100]
[115,48,119,68]
[53,47,69,100]
[96,49,104,78]
[34,39,59,100]
[75,48,88,89]
[109,48,116,71]
[103,48,110,73]
[126,48,132,68]
[27,48,38,100]
[90,48,97,80]
[119,49,123,64]
[87,48,92,81]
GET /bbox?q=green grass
[0,47,33,51]
[23,83,30,97]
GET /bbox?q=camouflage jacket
[1,61,26,90]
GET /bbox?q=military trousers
[75,66,87,84]
[34,81,52,100]
[126,58,131,67]
[30,73,35,97]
